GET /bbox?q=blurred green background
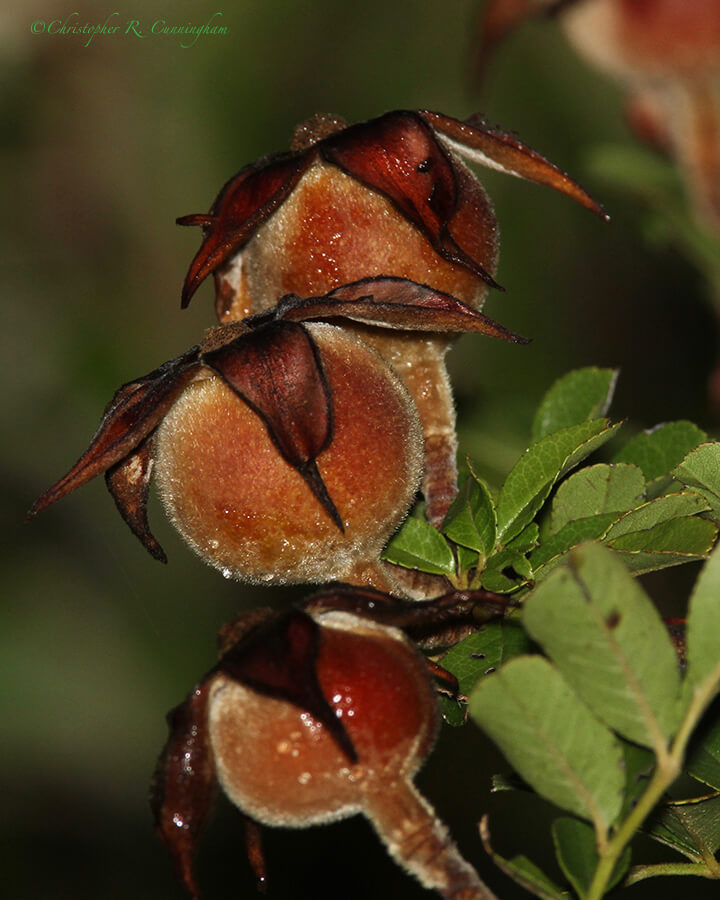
[3,1,718,898]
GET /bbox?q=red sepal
[179,153,311,307]
[272,275,529,343]
[422,110,609,220]
[217,609,357,763]
[203,321,342,530]
[150,683,218,900]
[27,348,200,520]
[320,110,502,288]
[105,436,167,562]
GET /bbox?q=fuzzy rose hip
[178,109,604,525]
[29,278,513,591]
[152,600,501,899]
[153,322,422,587]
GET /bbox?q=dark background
[3,1,717,897]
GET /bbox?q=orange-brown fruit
[219,157,497,322]
[153,323,423,587]
[222,161,495,530]
[179,109,604,528]
[151,593,512,898]
[207,609,497,899]
[210,139,496,531]
[28,308,431,591]
[30,278,517,592]
[209,611,439,824]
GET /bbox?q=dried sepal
[179,154,312,307]
[105,437,166,562]
[178,108,605,308]
[270,275,529,343]
[29,322,344,552]
[319,110,502,289]
[150,683,218,900]
[242,817,267,894]
[27,348,201,521]
[300,582,517,649]
[421,109,609,220]
[215,609,357,763]
[203,321,342,529]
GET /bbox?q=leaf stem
[586,667,720,899]
[585,760,677,900]
[624,861,716,885]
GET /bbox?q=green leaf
[438,623,532,726]
[442,468,496,557]
[614,421,707,485]
[470,655,625,829]
[552,817,595,899]
[532,368,618,441]
[687,712,720,791]
[685,542,720,697]
[605,491,711,540]
[608,517,718,574]
[612,547,717,576]
[646,794,720,861]
[496,420,622,545]
[673,443,720,523]
[491,772,530,793]
[608,516,717,554]
[486,854,569,900]
[646,807,703,862]
[455,543,479,574]
[552,817,631,898]
[530,512,619,577]
[480,546,534,593]
[507,521,540,553]
[603,492,718,573]
[550,463,645,534]
[523,543,682,748]
[382,516,455,575]
[480,820,570,900]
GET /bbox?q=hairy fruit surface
[154,324,423,585]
